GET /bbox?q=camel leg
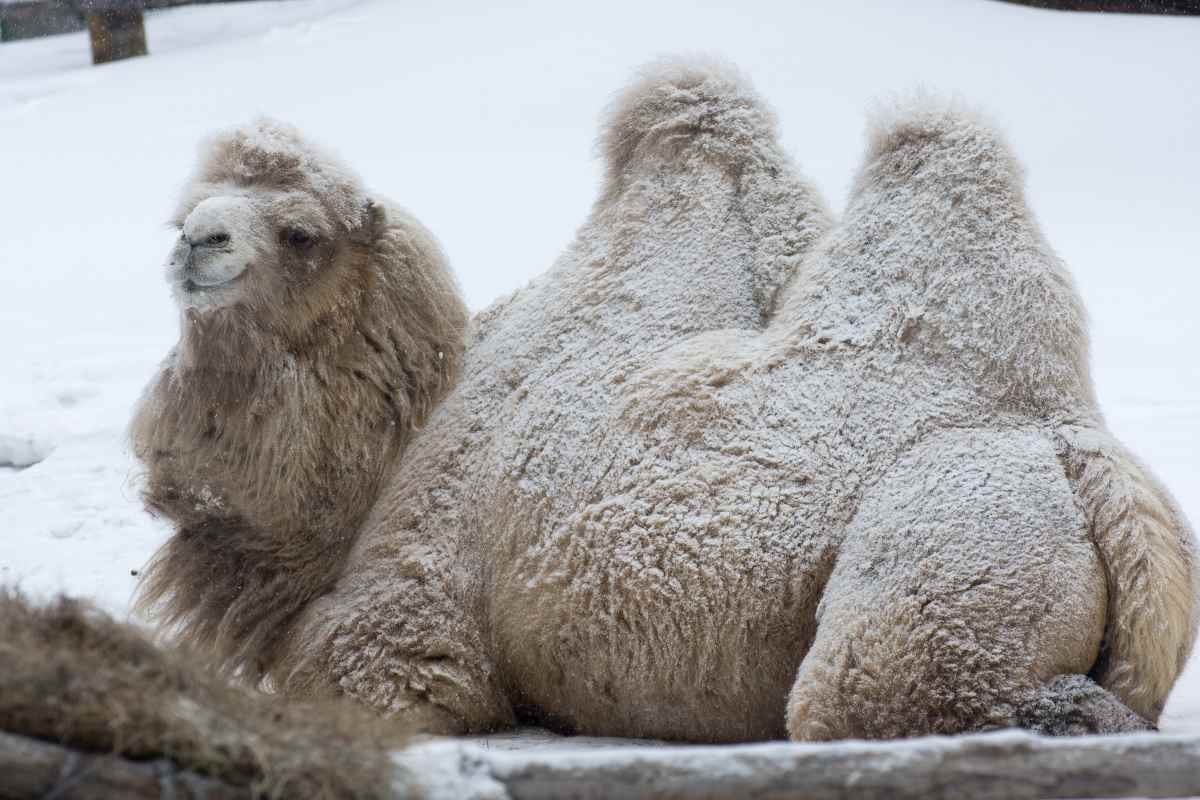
[279,555,517,735]
[786,427,1149,740]
[1015,674,1153,735]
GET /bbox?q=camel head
[131,121,469,681]
[166,119,384,355]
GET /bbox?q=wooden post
[79,0,148,65]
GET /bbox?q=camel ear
[352,199,387,245]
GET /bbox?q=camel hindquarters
[785,428,1141,740]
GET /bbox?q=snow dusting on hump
[186,117,370,233]
[0,0,1197,737]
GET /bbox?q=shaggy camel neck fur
[135,62,1197,742]
[131,120,468,681]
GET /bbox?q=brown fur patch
[131,122,469,686]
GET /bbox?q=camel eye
[283,229,315,249]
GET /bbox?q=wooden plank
[7,725,1200,799]
[393,729,1200,800]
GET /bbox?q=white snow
[0,0,1197,735]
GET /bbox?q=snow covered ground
[1,0,1197,735]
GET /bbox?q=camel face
[159,117,395,345]
[168,186,351,327]
[169,194,258,309]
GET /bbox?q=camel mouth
[182,269,246,292]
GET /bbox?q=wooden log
[80,1,148,64]
[0,731,247,800]
[8,725,1200,799]
[993,0,1200,13]
[392,729,1200,800]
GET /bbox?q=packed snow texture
[0,0,1196,734]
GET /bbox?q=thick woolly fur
[120,59,1197,748]
[131,119,469,682]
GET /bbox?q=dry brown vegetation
[0,591,413,799]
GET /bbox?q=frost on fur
[599,57,779,193]
[176,117,372,234]
[784,92,1094,414]
[596,57,830,316]
[114,59,1195,747]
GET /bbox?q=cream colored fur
[134,61,1196,742]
